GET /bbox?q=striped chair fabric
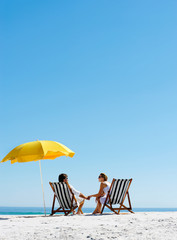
[110,179,131,204]
[51,182,77,209]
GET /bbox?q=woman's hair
[100,173,108,181]
[58,173,68,182]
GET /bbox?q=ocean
[0,207,176,215]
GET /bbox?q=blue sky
[0,0,177,208]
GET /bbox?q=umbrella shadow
[0,218,9,220]
[17,215,48,218]
[17,215,63,218]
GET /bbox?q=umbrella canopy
[1,140,75,164]
[1,140,75,216]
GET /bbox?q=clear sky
[0,0,177,208]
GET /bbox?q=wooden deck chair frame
[101,178,134,215]
[49,182,78,216]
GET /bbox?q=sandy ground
[0,212,177,240]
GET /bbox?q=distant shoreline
[0,207,177,215]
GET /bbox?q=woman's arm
[88,183,105,199]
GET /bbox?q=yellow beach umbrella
[1,140,75,215]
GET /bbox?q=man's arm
[79,193,88,200]
[70,185,89,200]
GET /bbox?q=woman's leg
[92,198,102,214]
[97,199,102,213]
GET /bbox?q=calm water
[0,207,177,215]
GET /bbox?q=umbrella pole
[39,160,46,216]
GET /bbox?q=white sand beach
[0,212,177,240]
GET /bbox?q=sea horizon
[0,206,177,215]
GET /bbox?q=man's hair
[58,173,68,182]
[100,173,108,181]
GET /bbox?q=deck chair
[101,178,134,215]
[49,182,78,216]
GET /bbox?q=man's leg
[77,200,85,214]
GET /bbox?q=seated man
[58,173,88,215]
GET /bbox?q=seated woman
[88,173,111,214]
[58,173,88,215]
